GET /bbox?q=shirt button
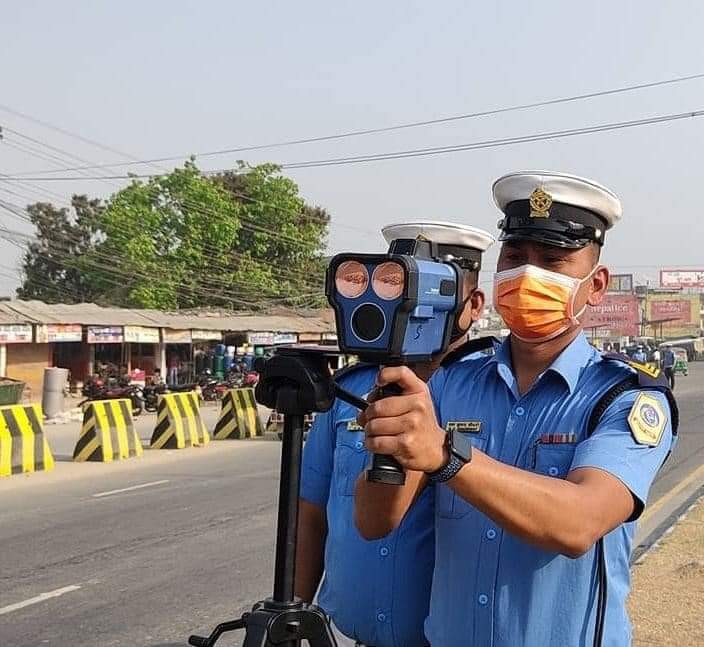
[515,406,525,416]
[478,594,489,606]
[486,529,497,540]
[380,547,389,556]
[548,466,559,477]
[377,612,386,622]
[355,441,364,449]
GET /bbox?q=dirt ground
[629,496,704,646]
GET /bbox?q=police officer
[356,172,677,647]
[296,221,495,647]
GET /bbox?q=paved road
[0,367,702,646]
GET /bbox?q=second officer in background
[296,221,495,647]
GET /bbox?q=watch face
[450,429,473,463]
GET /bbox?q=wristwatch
[427,428,473,483]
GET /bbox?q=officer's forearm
[295,499,327,602]
[448,450,634,558]
[354,470,427,540]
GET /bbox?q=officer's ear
[586,265,609,306]
[456,288,485,331]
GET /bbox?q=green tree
[17,161,331,309]
[17,196,103,303]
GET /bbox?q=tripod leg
[241,612,272,647]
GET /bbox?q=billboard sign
[191,329,222,341]
[0,324,33,343]
[87,326,123,344]
[248,332,274,346]
[608,274,633,293]
[162,329,192,344]
[36,324,82,343]
[582,294,640,337]
[124,326,160,344]
[646,294,700,337]
[660,269,704,289]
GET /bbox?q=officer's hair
[590,243,601,264]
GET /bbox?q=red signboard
[582,294,639,337]
[650,299,693,323]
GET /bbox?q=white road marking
[0,585,81,616]
[92,479,170,498]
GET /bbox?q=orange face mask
[493,264,597,343]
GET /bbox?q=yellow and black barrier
[73,399,142,462]
[0,403,54,476]
[212,388,264,440]
[150,392,210,449]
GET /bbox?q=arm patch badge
[627,393,667,446]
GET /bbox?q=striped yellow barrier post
[0,403,55,477]
[150,392,209,449]
[73,399,142,462]
[212,388,264,440]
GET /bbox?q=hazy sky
[2,0,704,296]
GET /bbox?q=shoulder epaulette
[601,352,668,389]
[591,352,679,437]
[441,335,500,368]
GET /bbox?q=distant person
[167,353,180,386]
[662,347,676,389]
[151,368,164,386]
[652,347,661,366]
[633,345,647,363]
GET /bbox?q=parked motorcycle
[142,382,167,413]
[80,377,144,416]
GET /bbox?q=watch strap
[427,453,464,484]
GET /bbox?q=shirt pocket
[334,420,368,497]
[532,443,577,479]
[436,433,488,519]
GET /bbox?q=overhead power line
[5,71,704,176]
[5,107,704,179]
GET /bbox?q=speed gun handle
[367,383,406,486]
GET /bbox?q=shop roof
[0,301,334,335]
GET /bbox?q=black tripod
[188,347,339,647]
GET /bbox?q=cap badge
[529,187,552,218]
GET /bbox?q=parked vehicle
[267,410,315,441]
[142,382,167,412]
[80,378,144,416]
[672,347,689,376]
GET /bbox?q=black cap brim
[498,229,591,249]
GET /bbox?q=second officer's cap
[381,221,495,270]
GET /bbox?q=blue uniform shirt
[426,333,674,647]
[301,365,434,647]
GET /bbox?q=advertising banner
[247,332,274,346]
[191,329,222,341]
[582,294,640,337]
[0,324,33,344]
[660,269,704,289]
[162,329,192,344]
[87,326,123,344]
[646,294,700,337]
[124,326,160,344]
[35,324,82,343]
[273,332,297,345]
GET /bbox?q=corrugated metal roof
[0,301,334,334]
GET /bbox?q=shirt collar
[489,333,597,395]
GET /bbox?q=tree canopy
[17,162,330,310]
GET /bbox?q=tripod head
[255,346,337,417]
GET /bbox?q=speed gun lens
[372,262,404,300]
[335,261,369,299]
